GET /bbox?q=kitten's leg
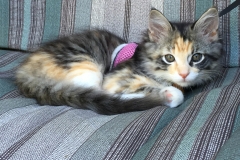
[119,93,145,99]
[126,86,184,108]
[114,86,183,108]
[103,70,183,107]
[67,61,103,90]
[71,71,102,89]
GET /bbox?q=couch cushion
[0,69,239,159]
[0,50,240,159]
[0,50,28,99]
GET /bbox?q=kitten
[15,8,222,114]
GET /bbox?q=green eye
[164,54,175,63]
[191,53,203,63]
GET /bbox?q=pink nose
[179,73,189,79]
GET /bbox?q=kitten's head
[140,7,222,87]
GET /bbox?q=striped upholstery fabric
[0,53,240,159]
[0,1,240,160]
[0,0,239,66]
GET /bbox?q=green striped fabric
[0,0,239,66]
[0,1,240,159]
[0,50,240,159]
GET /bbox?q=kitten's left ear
[148,10,172,43]
[193,7,219,42]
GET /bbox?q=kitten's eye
[191,53,204,63]
[163,54,175,64]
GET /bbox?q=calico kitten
[16,8,222,114]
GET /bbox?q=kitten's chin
[174,81,192,87]
[173,79,197,88]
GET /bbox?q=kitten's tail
[34,87,165,115]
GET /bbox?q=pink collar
[110,43,138,70]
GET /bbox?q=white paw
[160,86,184,108]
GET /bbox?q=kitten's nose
[179,73,189,79]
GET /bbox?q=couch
[0,0,240,159]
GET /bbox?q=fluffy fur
[16,8,222,114]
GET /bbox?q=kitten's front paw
[160,86,184,108]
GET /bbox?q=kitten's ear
[193,8,219,42]
[148,10,172,43]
